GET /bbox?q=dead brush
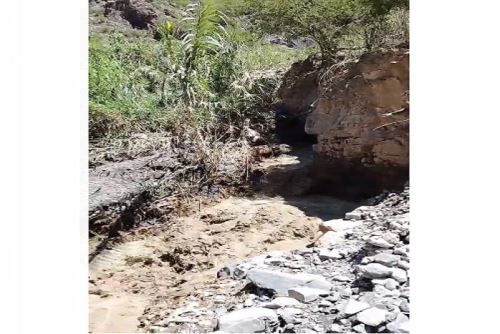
[148,123,253,209]
[89,132,174,166]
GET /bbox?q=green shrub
[245,0,408,60]
[89,0,312,139]
[89,35,173,137]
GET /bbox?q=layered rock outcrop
[277,49,409,196]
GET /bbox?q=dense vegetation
[89,0,408,140]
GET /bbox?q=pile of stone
[148,185,410,333]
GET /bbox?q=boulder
[246,269,331,296]
[356,307,389,327]
[359,263,393,279]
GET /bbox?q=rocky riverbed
[146,185,410,333]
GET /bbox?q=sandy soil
[89,193,359,333]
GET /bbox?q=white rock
[288,286,329,303]
[356,307,389,327]
[333,274,351,282]
[394,247,408,256]
[400,287,410,299]
[233,263,255,279]
[218,307,278,333]
[399,299,410,313]
[277,307,303,324]
[339,287,352,297]
[266,251,285,258]
[343,299,370,315]
[313,324,325,332]
[214,295,227,304]
[261,297,301,309]
[301,278,333,291]
[390,268,408,283]
[246,269,331,296]
[215,307,227,316]
[326,292,340,302]
[318,300,333,307]
[386,313,410,333]
[353,323,367,333]
[250,255,267,264]
[315,231,346,247]
[389,221,403,231]
[386,310,400,322]
[369,253,400,266]
[371,278,399,291]
[244,297,255,307]
[382,232,400,244]
[359,263,393,278]
[358,292,376,305]
[330,324,343,333]
[397,260,410,270]
[373,285,401,297]
[367,236,393,248]
[286,263,306,270]
[321,219,362,231]
[384,278,399,290]
[318,249,343,260]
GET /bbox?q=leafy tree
[359,0,409,50]
[246,0,408,60]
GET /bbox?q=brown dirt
[89,193,358,333]
[88,146,361,333]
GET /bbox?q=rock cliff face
[274,55,322,144]
[277,49,409,196]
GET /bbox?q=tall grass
[89,1,310,139]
